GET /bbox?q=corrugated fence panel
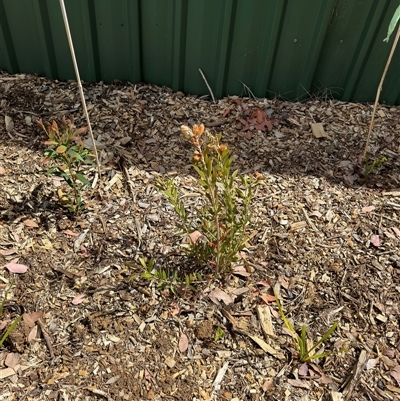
[141,0,183,88]
[0,0,399,105]
[348,1,400,105]
[313,0,400,105]
[87,0,141,83]
[268,0,337,101]
[224,0,284,98]
[183,0,236,98]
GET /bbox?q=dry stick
[198,68,216,104]
[363,24,400,161]
[238,79,256,100]
[59,0,101,179]
[37,319,55,359]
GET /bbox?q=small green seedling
[274,287,338,362]
[214,326,224,342]
[364,156,387,176]
[128,257,203,294]
[37,116,94,214]
[0,280,22,347]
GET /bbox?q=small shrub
[37,116,94,214]
[157,124,260,274]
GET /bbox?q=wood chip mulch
[0,69,400,401]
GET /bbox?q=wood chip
[256,305,276,339]
[310,122,329,138]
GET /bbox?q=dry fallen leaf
[208,288,234,305]
[370,234,381,247]
[390,365,400,385]
[309,363,334,384]
[287,378,310,389]
[178,333,189,353]
[170,304,180,316]
[23,219,39,228]
[278,275,289,289]
[188,230,202,244]
[298,363,309,376]
[260,294,276,304]
[63,229,79,237]
[3,263,28,273]
[262,378,273,391]
[0,166,5,175]
[27,325,38,342]
[71,294,86,305]
[5,353,20,369]
[23,311,43,328]
[232,265,251,277]
[362,205,375,213]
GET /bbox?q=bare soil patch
[1,70,400,401]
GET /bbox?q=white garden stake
[58,0,101,179]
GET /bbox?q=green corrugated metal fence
[0,0,399,105]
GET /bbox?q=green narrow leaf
[273,287,295,332]
[75,173,90,185]
[139,258,147,269]
[308,322,338,354]
[299,326,308,360]
[384,5,400,42]
[69,150,85,162]
[0,315,22,347]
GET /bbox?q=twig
[341,350,368,400]
[198,68,216,104]
[301,207,322,236]
[59,0,101,179]
[238,80,256,100]
[363,24,400,161]
[37,318,55,359]
[387,201,400,208]
[120,157,136,200]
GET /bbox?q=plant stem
[363,24,400,161]
[197,143,222,272]
[64,155,80,212]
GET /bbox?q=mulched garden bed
[0,69,400,401]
